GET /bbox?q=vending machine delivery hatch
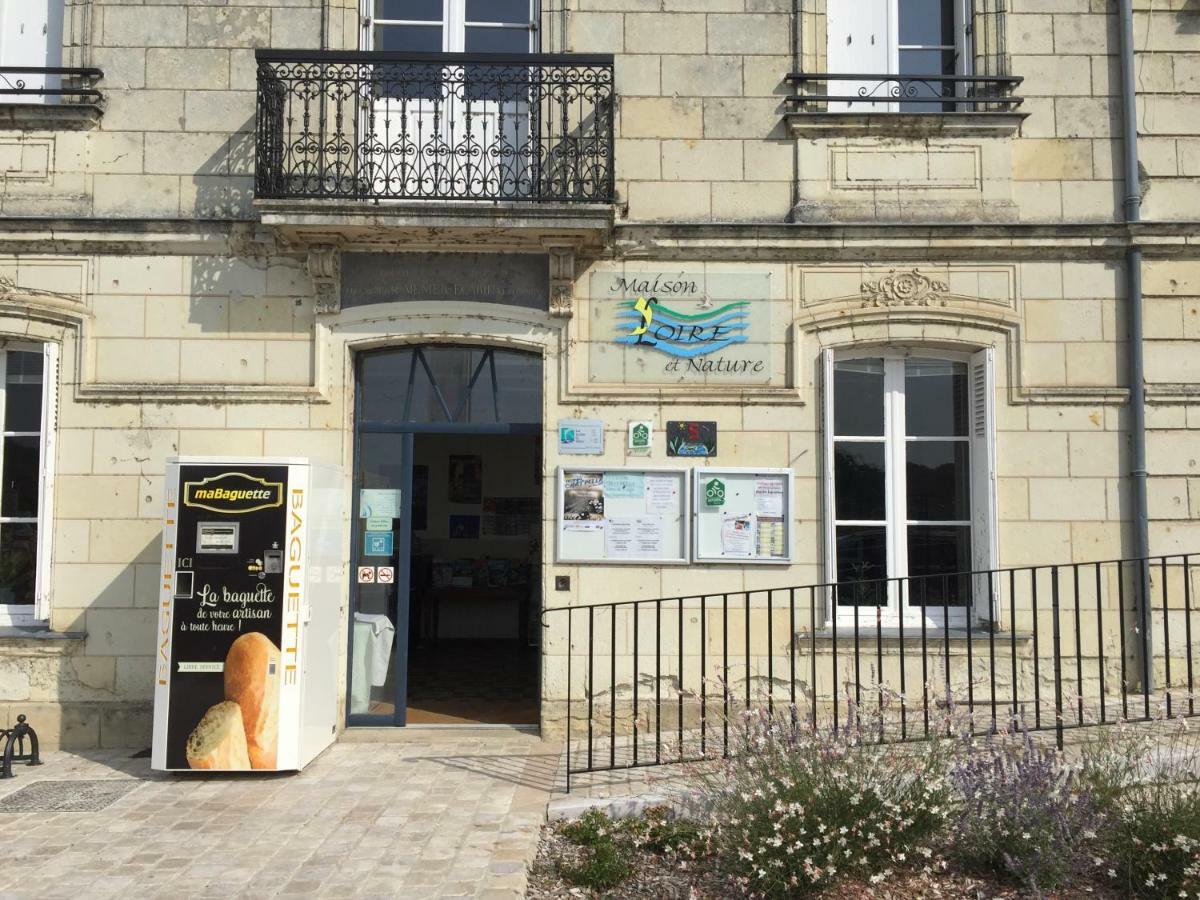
[151,457,342,772]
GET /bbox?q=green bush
[558,839,633,892]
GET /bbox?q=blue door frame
[347,426,541,728]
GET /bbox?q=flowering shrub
[1078,720,1200,897]
[695,707,953,897]
[948,724,1103,892]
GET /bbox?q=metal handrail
[547,553,1196,789]
[786,71,1023,113]
[0,66,104,101]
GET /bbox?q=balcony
[0,67,104,130]
[254,50,615,248]
[785,72,1026,137]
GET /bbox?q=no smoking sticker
[357,566,375,584]
[376,567,395,584]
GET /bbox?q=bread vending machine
[152,457,343,772]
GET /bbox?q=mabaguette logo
[183,471,285,515]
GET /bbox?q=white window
[0,0,65,104]
[0,342,58,626]
[825,0,972,111]
[822,348,996,627]
[364,0,535,53]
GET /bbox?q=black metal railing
[255,50,614,203]
[0,67,103,102]
[545,553,1197,789]
[786,72,1023,114]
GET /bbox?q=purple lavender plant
[950,723,1103,893]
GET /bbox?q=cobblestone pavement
[0,731,559,899]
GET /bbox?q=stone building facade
[0,0,1197,749]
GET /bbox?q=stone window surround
[789,0,1022,138]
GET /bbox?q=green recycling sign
[705,478,726,507]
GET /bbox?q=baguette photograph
[185,701,251,770]
[223,632,281,770]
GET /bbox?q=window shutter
[826,0,892,111]
[969,346,997,622]
[34,341,59,622]
[0,0,64,103]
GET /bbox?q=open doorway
[406,433,540,724]
[348,344,543,728]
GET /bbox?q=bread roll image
[186,701,251,770]
[223,632,281,770]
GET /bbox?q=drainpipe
[1117,0,1152,691]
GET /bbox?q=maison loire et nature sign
[588,269,774,386]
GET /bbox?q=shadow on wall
[186,119,314,341]
[1182,0,1200,34]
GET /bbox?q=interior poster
[162,464,289,771]
[448,455,482,504]
[587,268,775,386]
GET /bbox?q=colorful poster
[564,473,605,520]
[720,512,756,557]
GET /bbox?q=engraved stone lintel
[306,245,342,315]
[544,241,577,319]
[860,267,950,308]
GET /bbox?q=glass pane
[907,525,972,607]
[376,0,443,21]
[834,442,886,521]
[5,350,43,433]
[0,522,37,606]
[358,346,542,426]
[833,358,884,437]
[465,25,531,53]
[350,432,403,716]
[899,0,955,46]
[905,358,968,436]
[1,436,39,518]
[906,441,969,521]
[836,526,888,607]
[466,0,530,24]
[375,23,443,52]
[897,50,957,111]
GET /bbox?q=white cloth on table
[353,612,395,687]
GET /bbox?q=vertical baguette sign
[158,465,290,771]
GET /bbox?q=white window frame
[0,0,66,105]
[825,0,974,112]
[822,346,996,629]
[0,341,58,626]
[361,0,537,53]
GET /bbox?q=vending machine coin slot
[263,547,283,574]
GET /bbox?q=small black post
[0,714,42,779]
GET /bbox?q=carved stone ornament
[860,268,950,308]
[545,243,576,319]
[305,245,342,315]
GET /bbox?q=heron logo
[615,296,750,359]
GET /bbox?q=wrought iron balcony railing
[0,67,103,102]
[255,50,615,204]
[787,72,1023,115]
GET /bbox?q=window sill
[812,627,1032,642]
[783,111,1026,139]
[0,102,103,132]
[0,625,86,642]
